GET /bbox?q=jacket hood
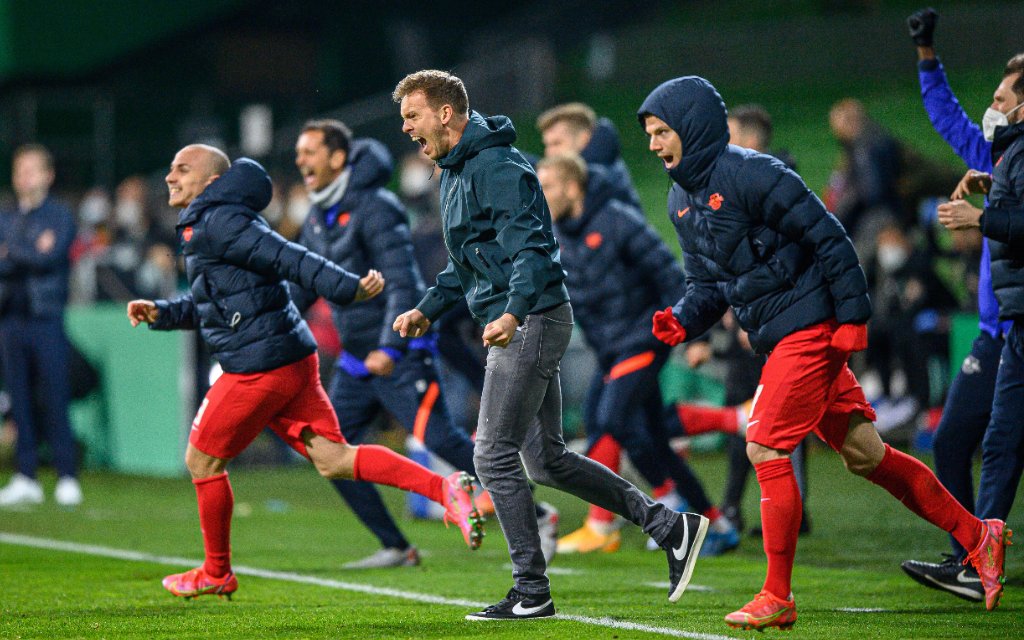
[581,117,623,167]
[182,157,272,223]
[438,111,517,169]
[557,164,618,235]
[637,76,729,191]
[348,138,394,191]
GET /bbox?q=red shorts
[745,320,876,453]
[189,353,345,460]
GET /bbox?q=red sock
[652,479,675,499]
[676,404,739,436]
[867,444,982,552]
[194,472,233,578]
[755,458,801,600]
[703,505,722,521]
[353,444,444,504]
[586,435,620,524]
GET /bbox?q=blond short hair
[392,70,469,115]
[536,103,596,134]
[536,153,588,191]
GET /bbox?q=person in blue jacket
[638,75,1009,629]
[392,69,709,620]
[935,44,1024,612]
[291,119,490,569]
[127,144,483,601]
[0,144,80,508]
[538,153,740,557]
[900,7,1021,602]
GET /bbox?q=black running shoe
[465,588,556,620]
[663,512,709,603]
[901,554,984,602]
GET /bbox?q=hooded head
[637,76,729,191]
[189,157,272,215]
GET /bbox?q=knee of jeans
[472,446,517,484]
[522,456,555,487]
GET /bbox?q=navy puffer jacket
[554,165,684,367]
[581,118,643,210]
[292,139,427,359]
[981,121,1024,319]
[152,158,361,373]
[638,76,871,353]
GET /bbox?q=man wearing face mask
[868,224,955,429]
[935,36,1024,609]
[900,7,1024,603]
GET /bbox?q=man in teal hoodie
[392,69,709,620]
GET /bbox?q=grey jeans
[473,302,679,594]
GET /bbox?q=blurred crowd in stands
[0,96,985,450]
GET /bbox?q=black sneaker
[901,554,984,602]
[465,587,556,620]
[663,512,709,603]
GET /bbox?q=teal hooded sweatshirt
[416,111,569,325]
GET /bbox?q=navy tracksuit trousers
[0,316,76,479]
[328,350,476,550]
[933,331,1003,559]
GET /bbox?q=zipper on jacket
[475,247,491,268]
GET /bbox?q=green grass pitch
[0,446,1019,639]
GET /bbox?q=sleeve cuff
[918,58,940,72]
[379,347,404,362]
[416,291,446,323]
[503,295,530,323]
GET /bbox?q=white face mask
[982,102,1024,141]
[400,164,434,198]
[877,245,908,273]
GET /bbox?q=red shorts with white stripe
[189,353,345,460]
[745,320,876,454]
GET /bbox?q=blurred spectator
[728,103,798,169]
[399,149,440,225]
[0,144,82,507]
[828,98,906,258]
[867,223,957,431]
[275,182,310,241]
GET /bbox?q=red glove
[830,323,868,353]
[652,307,687,346]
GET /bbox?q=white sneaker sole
[669,515,709,603]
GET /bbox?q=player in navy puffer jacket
[128,145,484,600]
[543,155,736,556]
[292,122,481,568]
[640,76,1000,629]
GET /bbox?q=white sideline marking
[1,532,734,640]
[503,562,583,576]
[835,607,890,613]
[646,581,715,593]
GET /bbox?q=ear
[330,149,347,171]
[439,104,454,126]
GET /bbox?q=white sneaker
[0,473,44,506]
[54,476,83,507]
[342,546,420,569]
[536,502,559,565]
